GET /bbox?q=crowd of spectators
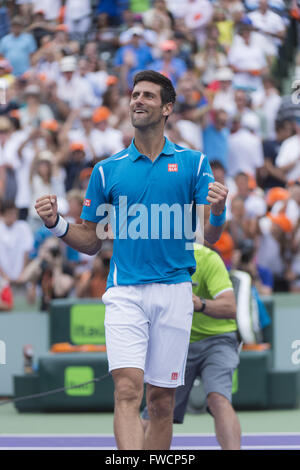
[0,0,300,311]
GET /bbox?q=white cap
[119,26,145,44]
[37,150,54,162]
[80,107,93,119]
[60,56,77,72]
[241,112,260,133]
[215,67,234,82]
[127,26,145,38]
[24,84,41,95]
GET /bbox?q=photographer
[20,237,74,311]
[76,240,113,299]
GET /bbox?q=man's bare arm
[35,195,102,255]
[193,290,236,319]
[61,220,102,255]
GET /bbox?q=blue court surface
[1,433,300,450]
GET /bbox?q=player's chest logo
[168,163,178,172]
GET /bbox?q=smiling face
[129,81,172,130]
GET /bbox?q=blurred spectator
[114,26,153,91]
[0,116,21,203]
[28,149,66,231]
[248,0,286,61]
[232,237,273,298]
[149,40,187,87]
[228,22,268,92]
[0,3,10,40]
[76,240,113,298]
[270,182,300,229]
[0,274,13,311]
[62,107,98,163]
[211,229,235,269]
[252,75,282,140]
[288,221,300,292]
[0,16,37,77]
[91,106,124,159]
[203,109,230,169]
[19,236,74,311]
[0,200,33,284]
[257,120,293,189]
[257,212,293,291]
[32,0,62,22]
[166,107,202,150]
[194,34,228,86]
[97,0,126,26]
[212,67,235,116]
[227,114,264,178]
[19,84,54,129]
[58,141,89,192]
[25,10,56,48]
[227,195,257,247]
[142,0,174,43]
[229,172,267,220]
[64,0,92,41]
[78,56,109,106]
[275,117,300,183]
[56,56,96,110]
[102,81,131,129]
[184,0,214,46]
[0,59,15,88]
[176,75,209,124]
[232,89,261,134]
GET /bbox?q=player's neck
[134,128,165,162]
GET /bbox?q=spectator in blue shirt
[203,109,230,170]
[149,40,187,88]
[114,26,153,91]
[0,16,37,77]
[97,0,129,25]
[0,4,10,40]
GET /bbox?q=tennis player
[35,70,228,450]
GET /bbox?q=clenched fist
[207,182,228,216]
[35,194,58,227]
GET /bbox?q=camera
[49,246,61,258]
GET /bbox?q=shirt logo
[168,163,178,172]
[171,372,178,381]
[83,199,91,207]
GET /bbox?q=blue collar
[128,137,175,162]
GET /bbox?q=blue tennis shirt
[81,137,214,289]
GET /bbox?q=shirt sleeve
[202,251,233,299]
[275,138,300,168]
[193,153,215,205]
[80,163,109,223]
[26,33,37,54]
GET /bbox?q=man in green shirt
[142,245,241,450]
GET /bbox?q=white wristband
[46,215,69,238]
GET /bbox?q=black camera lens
[49,246,60,257]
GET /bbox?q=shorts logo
[84,199,91,207]
[171,372,178,381]
[168,163,178,172]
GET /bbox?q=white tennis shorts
[102,282,194,388]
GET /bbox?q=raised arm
[35,195,102,255]
[200,181,228,245]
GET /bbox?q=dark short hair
[1,200,17,214]
[133,70,176,105]
[210,160,225,172]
